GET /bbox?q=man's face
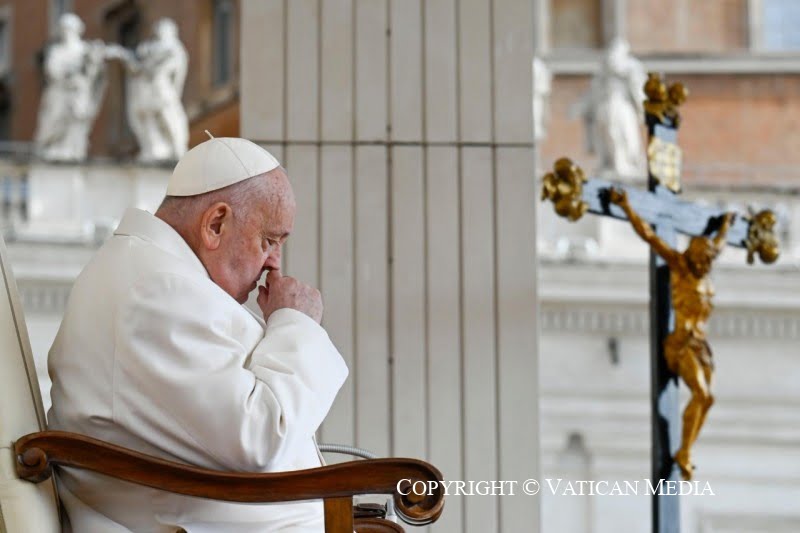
[213,170,296,304]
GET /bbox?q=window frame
[535,0,800,75]
[0,5,11,77]
[212,0,235,88]
[750,0,800,53]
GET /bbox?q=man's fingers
[258,274,324,324]
[266,269,282,285]
[257,285,268,305]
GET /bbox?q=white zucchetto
[166,137,281,196]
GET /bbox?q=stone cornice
[538,256,800,339]
[18,277,799,339]
[539,257,800,308]
[545,53,800,75]
[540,303,800,340]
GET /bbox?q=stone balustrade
[0,159,170,245]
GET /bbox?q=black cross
[541,74,777,533]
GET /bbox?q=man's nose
[264,247,281,271]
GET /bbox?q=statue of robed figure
[107,18,189,162]
[34,14,109,162]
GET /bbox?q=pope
[47,137,349,532]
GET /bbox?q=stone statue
[573,38,646,180]
[108,19,189,162]
[532,56,552,142]
[34,14,109,162]
[610,187,734,480]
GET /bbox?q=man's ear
[199,202,232,251]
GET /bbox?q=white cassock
[47,208,349,532]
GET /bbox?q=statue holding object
[573,38,647,181]
[107,19,189,162]
[34,14,110,162]
[34,14,190,163]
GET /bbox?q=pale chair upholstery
[0,237,60,533]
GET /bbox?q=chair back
[0,236,60,532]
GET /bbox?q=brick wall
[628,0,749,53]
[539,72,800,187]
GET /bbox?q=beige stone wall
[241,1,541,532]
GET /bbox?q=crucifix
[541,73,779,533]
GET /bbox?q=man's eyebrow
[263,229,291,240]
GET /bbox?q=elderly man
[47,138,348,532]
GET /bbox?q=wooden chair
[0,237,444,532]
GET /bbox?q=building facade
[538,0,800,188]
[0,1,798,532]
[536,2,800,532]
[0,0,240,157]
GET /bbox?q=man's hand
[257,270,323,324]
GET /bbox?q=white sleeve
[112,272,348,472]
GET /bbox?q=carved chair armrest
[14,431,444,531]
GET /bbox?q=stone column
[241,2,541,531]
